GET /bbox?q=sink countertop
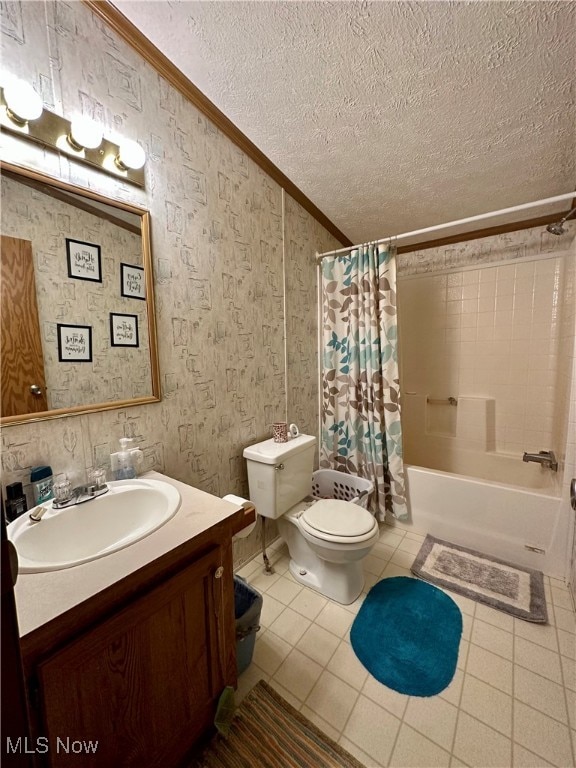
[14,471,242,637]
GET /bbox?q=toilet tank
[243,434,316,519]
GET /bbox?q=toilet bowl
[243,434,379,604]
[278,500,379,603]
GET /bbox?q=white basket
[311,470,373,509]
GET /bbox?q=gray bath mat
[411,535,548,623]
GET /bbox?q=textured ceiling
[114,0,576,245]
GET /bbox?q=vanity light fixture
[0,80,145,188]
[3,78,43,126]
[67,116,104,151]
[115,138,146,171]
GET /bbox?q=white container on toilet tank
[244,435,316,519]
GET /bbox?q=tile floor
[235,525,576,768]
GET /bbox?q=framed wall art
[57,324,93,363]
[66,238,102,282]
[121,263,146,300]
[110,313,139,347]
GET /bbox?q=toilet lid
[302,499,375,537]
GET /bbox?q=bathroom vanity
[12,472,248,768]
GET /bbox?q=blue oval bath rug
[350,577,462,697]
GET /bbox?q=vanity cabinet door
[36,546,227,768]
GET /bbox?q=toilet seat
[299,499,378,544]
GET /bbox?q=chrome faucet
[52,482,109,509]
[522,450,558,472]
[29,482,109,523]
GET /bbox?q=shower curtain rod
[316,191,575,261]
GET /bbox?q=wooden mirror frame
[1,161,161,426]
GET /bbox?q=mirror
[0,162,160,425]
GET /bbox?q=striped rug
[192,680,365,768]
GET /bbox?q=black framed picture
[110,313,139,347]
[57,324,93,362]
[121,263,146,300]
[66,238,102,282]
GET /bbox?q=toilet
[243,434,379,604]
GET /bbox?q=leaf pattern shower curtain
[321,244,408,521]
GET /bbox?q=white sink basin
[8,479,181,573]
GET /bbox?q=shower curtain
[320,243,408,521]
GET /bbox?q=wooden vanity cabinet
[20,517,240,768]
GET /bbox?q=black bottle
[5,482,28,522]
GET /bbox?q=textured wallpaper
[0,1,340,566]
[398,221,575,276]
[285,193,341,461]
[1,175,149,409]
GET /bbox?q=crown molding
[396,209,576,254]
[83,0,353,247]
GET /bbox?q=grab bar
[427,397,458,406]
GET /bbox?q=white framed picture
[121,262,146,300]
[110,313,139,347]
[57,324,93,362]
[66,238,102,282]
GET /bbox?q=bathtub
[400,464,567,579]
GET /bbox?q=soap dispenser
[110,438,143,480]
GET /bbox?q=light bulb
[68,116,103,150]
[115,139,146,171]
[3,79,43,124]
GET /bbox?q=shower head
[546,205,576,236]
[546,221,567,236]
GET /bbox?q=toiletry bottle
[111,438,143,480]
[5,482,28,522]
[30,465,54,504]
[129,442,144,477]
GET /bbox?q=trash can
[234,576,263,675]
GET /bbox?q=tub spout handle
[522,450,558,472]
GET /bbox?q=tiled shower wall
[555,239,576,468]
[0,2,340,566]
[398,224,576,459]
[560,239,576,602]
[567,353,576,602]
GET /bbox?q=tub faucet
[522,450,558,472]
